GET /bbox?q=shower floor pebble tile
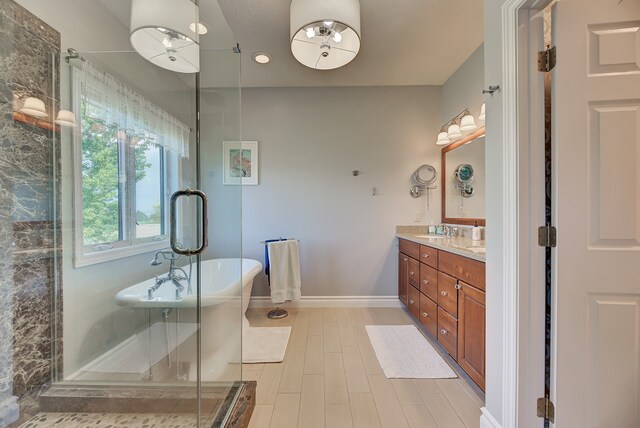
[20,412,198,427]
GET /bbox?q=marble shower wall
[0,0,61,423]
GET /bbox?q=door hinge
[538,46,557,72]
[538,225,557,247]
[537,397,555,422]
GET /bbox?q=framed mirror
[441,127,486,226]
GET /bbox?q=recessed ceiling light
[189,21,208,35]
[252,52,271,64]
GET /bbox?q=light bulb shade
[19,97,48,118]
[290,0,361,70]
[130,0,199,73]
[459,114,477,132]
[436,131,451,146]
[55,110,77,127]
[447,124,462,140]
[479,102,486,121]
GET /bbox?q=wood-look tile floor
[244,307,483,428]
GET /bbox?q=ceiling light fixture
[130,0,200,73]
[290,0,361,70]
[253,52,272,64]
[189,21,208,35]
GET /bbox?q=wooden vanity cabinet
[458,281,486,389]
[398,253,408,306]
[398,237,486,390]
[407,284,421,319]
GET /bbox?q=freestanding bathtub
[115,258,263,381]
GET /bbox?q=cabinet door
[407,285,420,319]
[408,257,420,288]
[419,263,438,302]
[437,271,458,318]
[437,307,458,360]
[419,293,438,338]
[458,281,486,390]
[398,253,409,306]
[419,245,438,268]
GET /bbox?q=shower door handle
[169,188,209,256]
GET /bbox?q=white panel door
[553,0,640,427]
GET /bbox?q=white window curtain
[81,61,190,158]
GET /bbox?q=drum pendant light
[290,0,361,70]
[130,0,200,73]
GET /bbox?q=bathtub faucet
[148,250,192,299]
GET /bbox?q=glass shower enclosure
[49,46,243,426]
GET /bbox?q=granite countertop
[396,233,486,262]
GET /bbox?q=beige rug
[242,326,292,363]
[366,325,457,378]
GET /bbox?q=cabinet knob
[409,299,414,305]
[455,284,462,290]
[422,312,429,317]
[403,258,408,262]
[440,329,447,335]
[423,253,430,258]
[423,280,429,285]
[441,291,448,296]
[410,271,414,276]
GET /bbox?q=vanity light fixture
[252,52,272,64]
[436,131,451,146]
[19,97,48,118]
[290,0,361,70]
[435,105,486,146]
[55,110,78,127]
[447,124,463,139]
[130,0,200,73]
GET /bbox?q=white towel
[267,240,302,304]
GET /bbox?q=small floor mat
[366,325,457,379]
[242,326,292,363]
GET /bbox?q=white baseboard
[480,407,502,428]
[248,296,402,308]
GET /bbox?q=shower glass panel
[51,47,242,426]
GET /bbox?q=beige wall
[239,86,442,298]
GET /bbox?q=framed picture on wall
[223,141,259,185]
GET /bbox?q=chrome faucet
[148,250,192,300]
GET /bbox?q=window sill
[74,240,169,268]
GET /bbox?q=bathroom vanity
[397,235,486,390]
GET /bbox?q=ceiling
[99,0,484,88]
[217,0,484,87]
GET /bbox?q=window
[72,64,189,267]
[78,104,168,263]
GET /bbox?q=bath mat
[243,326,292,363]
[366,325,457,379]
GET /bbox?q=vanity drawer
[437,271,459,318]
[419,245,438,268]
[419,263,438,302]
[407,285,420,319]
[438,307,458,360]
[438,250,486,291]
[399,238,420,260]
[419,293,438,338]
[408,257,420,288]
